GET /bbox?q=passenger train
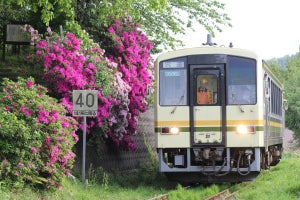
[154,35,287,183]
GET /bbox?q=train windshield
[159,57,187,106]
[227,56,256,105]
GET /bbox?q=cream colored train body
[154,45,285,183]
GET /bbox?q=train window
[227,56,256,105]
[270,80,283,116]
[159,58,187,106]
[197,75,218,105]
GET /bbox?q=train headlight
[161,127,180,135]
[236,125,255,135]
[170,127,180,134]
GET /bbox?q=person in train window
[197,77,212,104]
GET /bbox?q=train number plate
[194,132,222,143]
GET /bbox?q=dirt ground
[283,129,299,152]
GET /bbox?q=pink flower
[65,171,71,177]
[50,111,60,122]
[37,110,49,124]
[71,131,79,142]
[47,27,52,35]
[108,26,115,33]
[61,121,68,128]
[17,162,23,168]
[15,171,19,176]
[45,136,51,144]
[30,147,37,154]
[26,81,34,88]
[28,163,33,168]
[24,109,33,116]
[5,106,11,111]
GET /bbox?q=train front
[154,46,281,183]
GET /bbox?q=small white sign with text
[72,90,98,116]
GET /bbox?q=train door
[189,65,226,146]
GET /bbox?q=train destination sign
[72,90,98,116]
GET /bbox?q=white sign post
[72,90,98,186]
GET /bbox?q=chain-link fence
[74,108,156,175]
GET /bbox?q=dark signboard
[6,24,30,44]
[2,24,30,61]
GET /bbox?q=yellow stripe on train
[155,120,265,126]
[155,120,283,129]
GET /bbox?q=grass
[0,178,164,200]
[235,152,300,200]
[0,172,169,200]
[168,184,230,200]
[2,153,299,200]
[165,152,300,200]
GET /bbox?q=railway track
[148,184,240,200]
[204,188,239,200]
[148,194,168,200]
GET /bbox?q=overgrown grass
[3,153,300,199]
[0,170,167,200]
[235,152,300,200]
[0,177,167,200]
[168,184,231,200]
[165,152,300,200]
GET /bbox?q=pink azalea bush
[102,18,154,149]
[24,17,153,151]
[0,77,78,189]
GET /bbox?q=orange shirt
[197,91,212,104]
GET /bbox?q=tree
[281,53,300,137]
[6,0,231,52]
[5,0,74,26]
[76,0,231,52]
[269,53,300,138]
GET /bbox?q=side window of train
[227,56,257,105]
[197,75,218,105]
[159,58,188,106]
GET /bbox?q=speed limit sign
[72,90,98,185]
[72,90,98,116]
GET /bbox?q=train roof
[156,46,259,61]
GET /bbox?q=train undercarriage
[158,145,282,184]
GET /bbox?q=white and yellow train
[154,37,286,183]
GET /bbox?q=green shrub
[0,77,78,190]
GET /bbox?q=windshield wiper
[170,95,184,114]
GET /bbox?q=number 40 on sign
[72,90,98,117]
